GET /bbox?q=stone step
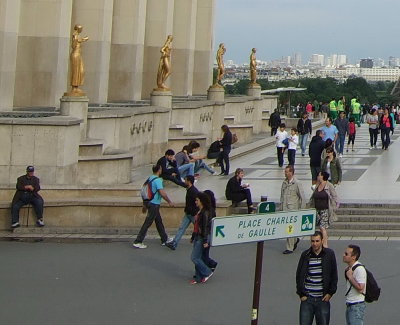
[339,203,400,209]
[168,124,184,137]
[332,221,400,230]
[336,215,400,222]
[329,229,400,237]
[167,135,207,153]
[79,138,104,156]
[337,208,400,216]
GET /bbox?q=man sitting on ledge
[225,168,255,214]
[11,166,45,229]
[157,149,186,188]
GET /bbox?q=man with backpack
[343,244,367,324]
[133,164,174,249]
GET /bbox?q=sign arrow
[216,225,225,238]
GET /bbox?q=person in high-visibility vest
[337,96,345,113]
[351,98,361,127]
[329,98,338,120]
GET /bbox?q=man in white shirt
[343,245,367,325]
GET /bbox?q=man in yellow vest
[329,98,338,120]
[351,98,361,127]
[337,96,345,113]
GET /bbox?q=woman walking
[203,190,218,271]
[367,109,379,149]
[218,125,232,175]
[190,192,213,284]
[321,147,342,186]
[380,107,394,150]
[308,171,338,248]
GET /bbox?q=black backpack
[345,264,381,303]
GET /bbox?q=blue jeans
[191,237,212,282]
[194,160,214,174]
[178,163,195,178]
[335,134,346,154]
[346,302,365,325]
[299,134,308,155]
[299,297,330,325]
[173,214,195,247]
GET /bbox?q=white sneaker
[212,171,219,176]
[11,222,20,229]
[311,185,316,191]
[161,238,173,246]
[370,147,373,150]
[339,153,343,158]
[133,242,147,249]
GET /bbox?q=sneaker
[165,240,176,250]
[339,153,343,158]
[311,184,316,191]
[133,242,147,249]
[201,272,214,283]
[370,147,373,150]
[282,249,293,255]
[161,238,174,246]
[194,173,200,178]
[190,279,198,285]
[36,219,45,227]
[212,171,219,176]
[11,222,20,229]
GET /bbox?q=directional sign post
[211,208,316,325]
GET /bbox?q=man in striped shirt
[296,231,338,325]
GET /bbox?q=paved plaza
[0,239,398,325]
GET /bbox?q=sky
[215,0,400,65]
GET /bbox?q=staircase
[330,203,400,237]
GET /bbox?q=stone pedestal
[60,96,89,140]
[207,85,225,101]
[150,90,172,108]
[247,84,261,98]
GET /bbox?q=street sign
[257,201,276,214]
[211,209,316,246]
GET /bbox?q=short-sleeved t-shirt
[346,262,367,303]
[148,175,164,205]
[321,125,338,141]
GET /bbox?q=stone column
[0,0,21,111]
[108,0,146,101]
[12,0,72,108]
[193,0,215,95]
[71,0,114,104]
[142,0,174,99]
[171,0,197,96]
[247,84,261,98]
[150,91,172,109]
[60,96,89,140]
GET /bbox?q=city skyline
[215,0,400,65]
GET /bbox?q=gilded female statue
[155,35,173,91]
[250,48,258,85]
[215,43,226,87]
[67,24,89,96]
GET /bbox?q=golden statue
[65,24,89,96]
[249,48,259,86]
[214,43,226,87]
[155,35,173,91]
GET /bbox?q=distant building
[291,53,302,66]
[360,58,374,68]
[309,54,324,66]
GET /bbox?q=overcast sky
[215,0,400,65]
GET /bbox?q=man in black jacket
[269,109,281,136]
[156,149,186,188]
[11,166,45,228]
[297,112,312,156]
[296,231,338,325]
[168,176,199,250]
[308,130,325,186]
[225,168,255,214]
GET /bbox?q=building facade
[0,0,215,110]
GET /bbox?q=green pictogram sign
[301,214,314,231]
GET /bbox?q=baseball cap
[26,166,35,172]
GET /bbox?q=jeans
[288,149,296,165]
[135,203,168,243]
[230,188,253,208]
[299,297,330,325]
[346,302,365,325]
[11,193,44,223]
[191,237,212,282]
[161,173,186,187]
[381,126,390,149]
[194,160,214,174]
[335,134,346,154]
[173,214,195,247]
[277,147,284,167]
[369,128,378,147]
[202,234,217,269]
[178,163,195,178]
[299,134,308,155]
[218,148,231,175]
